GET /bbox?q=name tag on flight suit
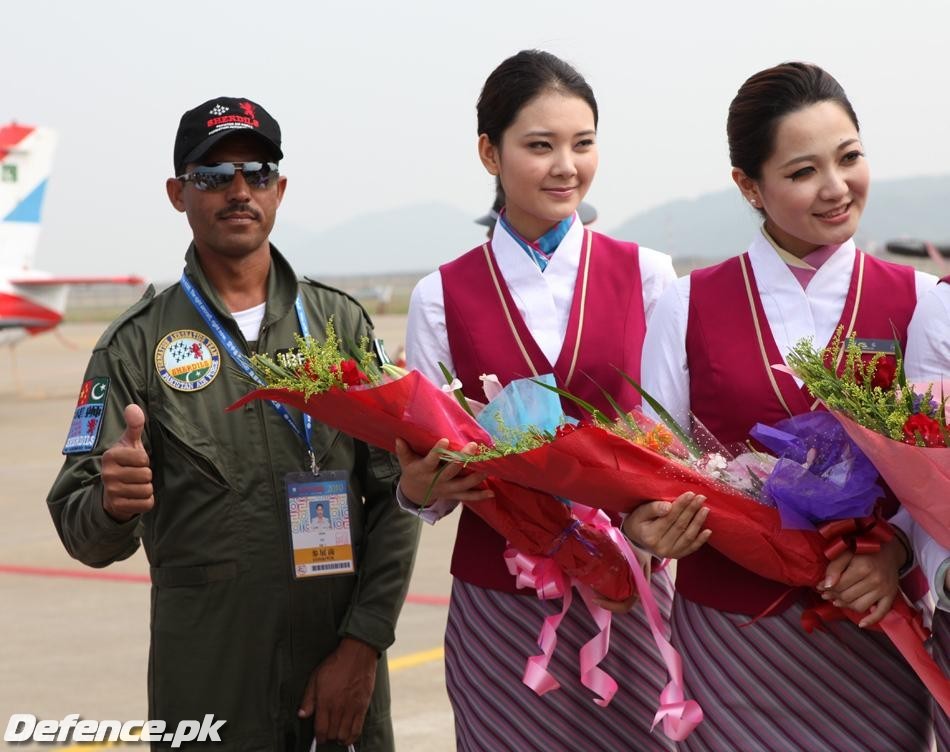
[285,471,356,579]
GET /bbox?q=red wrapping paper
[228,376,636,600]
[466,479,635,600]
[228,371,492,454]
[472,424,829,586]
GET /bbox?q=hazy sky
[5,0,950,280]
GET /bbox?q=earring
[749,198,760,208]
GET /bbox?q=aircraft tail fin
[0,125,57,271]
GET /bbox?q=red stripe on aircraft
[0,291,62,325]
[0,563,452,605]
[0,123,35,161]
[10,275,146,286]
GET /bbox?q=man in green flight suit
[47,97,421,751]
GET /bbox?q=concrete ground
[0,318,457,750]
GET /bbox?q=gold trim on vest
[563,229,593,387]
[739,253,794,418]
[814,251,866,410]
[482,243,540,377]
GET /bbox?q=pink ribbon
[504,505,703,741]
[504,549,573,697]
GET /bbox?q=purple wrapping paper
[750,412,883,529]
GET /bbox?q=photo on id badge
[286,471,355,579]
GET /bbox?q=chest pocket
[145,401,240,568]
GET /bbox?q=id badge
[853,337,896,355]
[285,471,355,579]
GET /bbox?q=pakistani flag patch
[63,377,109,454]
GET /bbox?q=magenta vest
[441,230,647,592]
[679,249,918,614]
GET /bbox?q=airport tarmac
[0,318,458,750]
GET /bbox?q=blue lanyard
[180,273,317,470]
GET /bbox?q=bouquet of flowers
[785,329,950,549]
[446,373,950,716]
[449,378,833,587]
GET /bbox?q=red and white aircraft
[0,123,144,347]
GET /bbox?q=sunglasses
[177,161,279,192]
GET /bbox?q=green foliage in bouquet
[786,327,949,447]
[241,317,396,398]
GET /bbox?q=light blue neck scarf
[497,211,575,272]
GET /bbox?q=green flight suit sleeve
[338,309,421,652]
[46,333,150,569]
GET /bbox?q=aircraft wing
[8,275,145,286]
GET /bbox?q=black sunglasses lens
[192,164,236,192]
[242,162,275,188]
[190,162,276,191]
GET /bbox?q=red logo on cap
[206,100,260,130]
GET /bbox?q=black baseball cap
[173,96,283,174]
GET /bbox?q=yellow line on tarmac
[58,646,445,750]
[389,645,445,671]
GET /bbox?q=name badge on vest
[852,337,897,355]
[285,471,355,579]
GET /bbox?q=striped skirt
[444,570,676,752]
[672,595,932,752]
[936,608,949,752]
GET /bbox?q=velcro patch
[63,377,109,454]
[273,347,304,369]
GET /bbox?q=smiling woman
[397,49,681,752]
[637,62,938,752]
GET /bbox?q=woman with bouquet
[396,50,679,751]
[901,287,950,750]
[630,62,935,750]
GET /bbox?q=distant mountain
[609,189,756,259]
[610,174,950,259]
[271,202,487,277]
[270,175,950,276]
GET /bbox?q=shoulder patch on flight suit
[62,377,110,454]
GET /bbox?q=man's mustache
[217,204,261,220]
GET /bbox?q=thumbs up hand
[102,404,154,522]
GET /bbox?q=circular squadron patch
[154,329,221,391]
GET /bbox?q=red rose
[871,356,896,390]
[902,413,944,447]
[338,359,370,387]
[852,355,896,390]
